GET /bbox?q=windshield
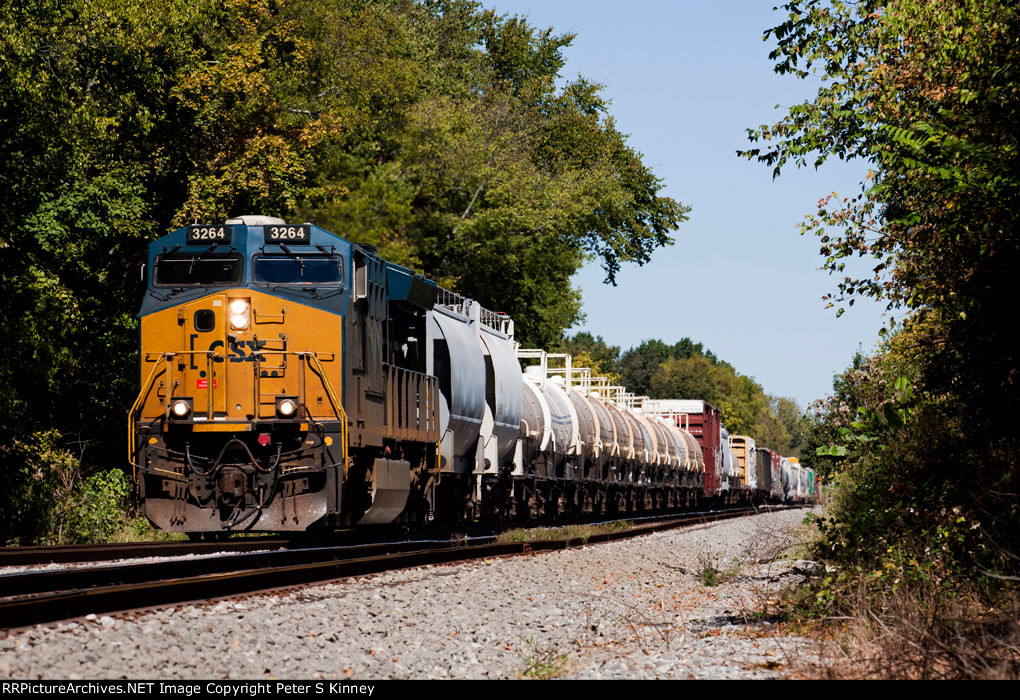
[253,255,344,285]
[154,254,243,286]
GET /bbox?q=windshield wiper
[185,244,235,275]
[316,244,344,275]
[271,285,320,299]
[148,286,186,302]
[278,244,305,278]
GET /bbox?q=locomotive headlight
[170,398,193,419]
[229,299,250,330]
[276,397,299,418]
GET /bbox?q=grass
[696,552,741,587]
[496,520,633,545]
[517,638,569,679]
[106,516,188,543]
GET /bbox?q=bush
[1,429,134,545]
[794,527,1020,679]
[794,326,1020,678]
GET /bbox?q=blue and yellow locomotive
[131,215,442,532]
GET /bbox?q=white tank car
[427,296,522,474]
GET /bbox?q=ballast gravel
[0,508,818,680]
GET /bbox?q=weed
[696,552,740,587]
[804,575,1020,679]
[608,591,686,649]
[517,638,569,679]
[109,516,187,543]
[496,520,632,545]
[774,517,1020,679]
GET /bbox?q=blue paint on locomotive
[139,223,357,318]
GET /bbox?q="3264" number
[266,225,309,243]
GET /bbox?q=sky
[484,0,889,408]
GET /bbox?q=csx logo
[188,335,268,367]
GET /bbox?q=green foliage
[0,430,133,544]
[792,507,979,625]
[556,334,806,455]
[518,638,568,679]
[644,344,803,453]
[800,323,1018,620]
[65,468,134,544]
[496,520,632,545]
[617,338,718,397]
[745,0,1020,590]
[745,0,1020,328]
[554,332,621,383]
[161,0,689,347]
[696,553,739,588]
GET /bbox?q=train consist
[130,216,816,533]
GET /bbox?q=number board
[265,224,310,245]
[187,225,233,244]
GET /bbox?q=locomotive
[130,216,814,533]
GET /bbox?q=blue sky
[485,0,889,408]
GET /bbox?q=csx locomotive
[130,216,815,533]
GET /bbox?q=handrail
[306,353,349,478]
[142,350,219,419]
[127,354,169,479]
[384,365,439,444]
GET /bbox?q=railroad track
[0,521,545,568]
[0,505,794,631]
[0,536,294,567]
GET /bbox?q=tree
[744,0,1020,579]
[617,338,717,396]
[773,396,806,454]
[648,354,787,442]
[170,0,690,347]
[554,333,621,382]
[0,0,206,450]
[0,0,687,541]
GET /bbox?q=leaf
[882,402,903,428]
